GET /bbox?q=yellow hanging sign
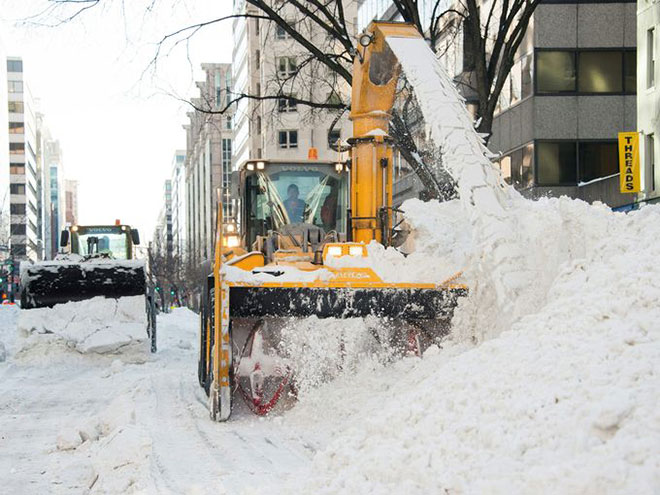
[618,132,641,193]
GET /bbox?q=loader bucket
[20,260,147,309]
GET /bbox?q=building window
[624,51,637,93]
[277,57,297,78]
[536,51,576,93]
[9,143,25,155]
[215,70,222,106]
[7,60,23,72]
[8,81,23,93]
[510,59,522,105]
[222,139,232,188]
[225,71,231,101]
[521,143,534,188]
[578,52,622,93]
[10,184,26,194]
[8,122,24,134]
[256,116,262,135]
[278,94,297,112]
[326,91,343,106]
[521,54,533,99]
[578,141,618,183]
[10,204,26,215]
[648,28,655,88]
[536,49,636,95]
[10,224,26,235]
[9,164,25,175]
[278,130,298,149]
[328,129,341,149]
[646,134,655,192]
[498,145,533,188]
[276,23,291,40]
[11,244,26,256]
[225,115,232,130]
[499,155,512,184]
[256,50,260,70]
[8,101,24,113]
[535,140,619,186]
[536,141,577,186]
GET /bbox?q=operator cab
[61,224,141,260]
[240,160,349,251]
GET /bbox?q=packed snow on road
[1,191,659,494]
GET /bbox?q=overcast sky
[0,0,233,238]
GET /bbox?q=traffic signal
[155,286,161,292]
[170,289,175,296]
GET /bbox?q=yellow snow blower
[198,22,467,420]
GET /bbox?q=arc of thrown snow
[385,36,534,315]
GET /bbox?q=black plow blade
[21,261,146,309]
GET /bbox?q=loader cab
[61,224,140,260]
[239,160,349,249]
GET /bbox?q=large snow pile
[280,198,660,493]
[17,295,147,356]
[262,37,660,493]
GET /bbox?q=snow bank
[17,295,147,356]
[274,199,660,494]
[0,304,19,360]
[263,37,660,493]
[54,389,153,493]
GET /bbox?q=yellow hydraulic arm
[349,22,422,244]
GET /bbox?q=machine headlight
[225,223,236,233]
[71,225,79,232]
[326,246,343,257]
[246,163,255,171]
[349,245,365,257]
[335,163,343,173]
[256,161,265,170]
[225,234,240,248]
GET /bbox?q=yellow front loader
[198,22,467,420]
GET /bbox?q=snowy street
[0,307,316,494]
[2,194,660,495]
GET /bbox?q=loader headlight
[256,161,265,170]
[224,234,240,248]
[349,245,366,257]
[335,163,343,173]
[225,223,236,233]
[246,163,255,171]
[326,246,343,257]
[71,225,79,232]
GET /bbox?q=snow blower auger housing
[20,223,157,351]
[199,21,468,421]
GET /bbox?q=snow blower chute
[198,22,468,420]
